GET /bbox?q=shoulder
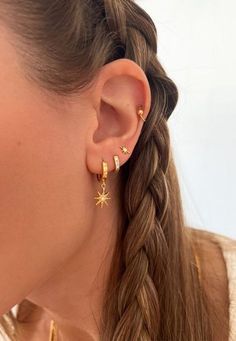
[186,226,236,341]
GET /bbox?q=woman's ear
[85,58,151,175]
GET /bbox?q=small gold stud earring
[120,146,131,155]
[137,105,146,122]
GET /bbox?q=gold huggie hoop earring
[113,155,120,172]
[137,105,146,122]
[94,160,111,208]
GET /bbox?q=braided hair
[98,1,213,340]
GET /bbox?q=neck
[23,175,122,341]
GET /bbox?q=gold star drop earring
[94,160,111,208]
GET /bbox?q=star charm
[94,188,111,208]
[120,146,130,154]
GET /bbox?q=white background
[137,0,236,239]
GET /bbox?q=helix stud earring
[94,160,111,208]
[137,105,146,122]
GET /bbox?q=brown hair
[0,1,218,340]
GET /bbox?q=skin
[0,24,230,341]
[0,23,151,340]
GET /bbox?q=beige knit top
[210,232,236,341]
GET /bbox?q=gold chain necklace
[49,320,58,341]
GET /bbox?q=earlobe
[86,58,151,177]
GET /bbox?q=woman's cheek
[0,97,91,273]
